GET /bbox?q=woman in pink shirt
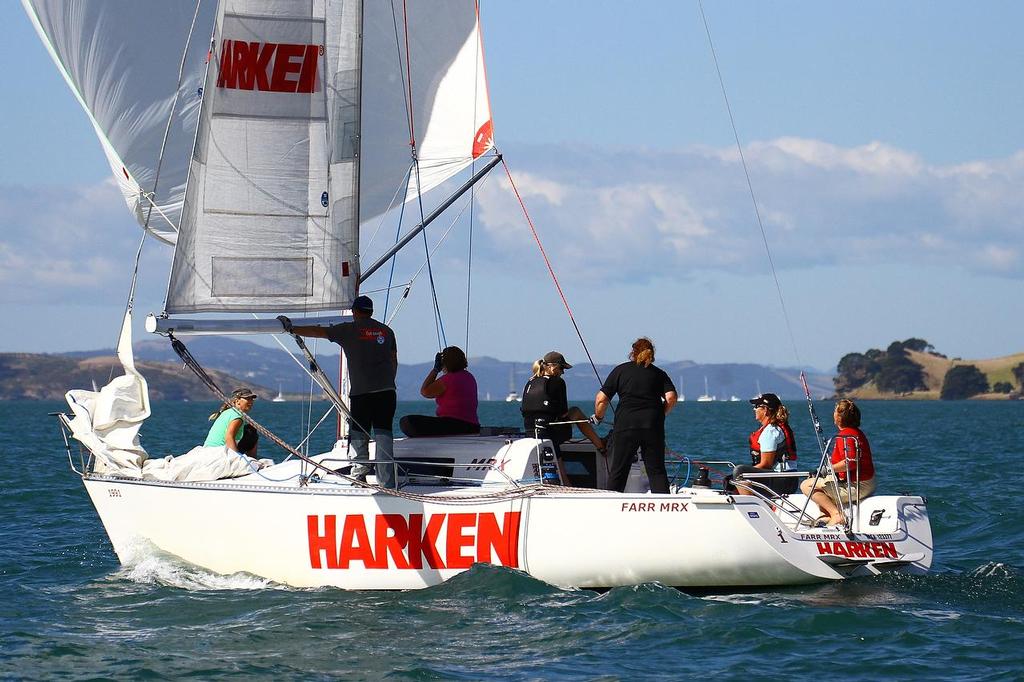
[399,346,480,437]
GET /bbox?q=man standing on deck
[278,296,399,488]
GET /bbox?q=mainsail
[25,0,494,315]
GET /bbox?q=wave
[112,538,277,591]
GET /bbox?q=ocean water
[2,399,1023,680]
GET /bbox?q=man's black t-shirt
[600,362,675,431]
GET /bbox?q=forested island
[835,338,1023,400]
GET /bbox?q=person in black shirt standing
[594,338,677,493]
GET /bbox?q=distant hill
[835,338,1023,400]
[0,353,257,401]
[0,337,832,401]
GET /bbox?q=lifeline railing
[51,411,577,493]
[53,413,89,476]
[792,435,863,532]
[721,463,820,526]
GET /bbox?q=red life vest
[749,422,796,466]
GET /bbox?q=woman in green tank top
[204,388,259,457]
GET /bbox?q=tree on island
[1013,362,1024,388]
[834,352,880,392]
[993,381,1013,394]
[940,365,989,400]
[900,337,934,353]
[874,341,927,395]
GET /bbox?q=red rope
[501,158,603,385]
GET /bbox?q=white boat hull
[81,463,932,590]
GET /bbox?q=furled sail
[22,1,217,245]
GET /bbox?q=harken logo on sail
[217,39,321,93]
[308,512,521,570]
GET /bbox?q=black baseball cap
[352,295,374,312]
[749,393,781,409]
[542,351,572,369]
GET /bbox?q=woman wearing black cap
[522,351,605,457]
[204,388,259,457]
[731,392,795,495]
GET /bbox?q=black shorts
[349,390,397,433]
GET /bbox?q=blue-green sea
[2,399,1023,680]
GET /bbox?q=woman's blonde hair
[209,402,232,421]
[630,337,655,367]
[776,404,790,424]
[531,359,544,378]
[835,399,861,428]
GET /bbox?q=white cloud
[0,179,148,302]
[471,138,1024,281]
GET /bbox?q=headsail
[22,1,217,244]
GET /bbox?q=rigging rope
[500,158,604,387]
[698,3,832,510]
[162,332,589,505]
[384,178,493,326]
[697,0,802,368]
[124,0,205,317]
[385,167,414,317]
[400,0,447,350]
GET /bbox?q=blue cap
[352,295,374,312]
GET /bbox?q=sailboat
[696,376,717,402]
[505,364,521,402]
[272,384,286,403]
[31,1,932,590]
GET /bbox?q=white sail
[164,0,493,314]
[25,0,494,314]
[361,0,494,214]
[21,1,217,245]
[166,0,355,313]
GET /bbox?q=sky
[1,1,1022,373]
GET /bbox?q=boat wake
[114,539,276,591]
[966,561,1016,579]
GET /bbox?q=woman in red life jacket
[800,399,876,526]
[776,404,798,465]
[731,392,794,495]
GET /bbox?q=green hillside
[834,339,1023,400]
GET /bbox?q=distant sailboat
[697,376,716,402]
[677,375,685,402]
[505,364,521,402]
[272,384,286,403]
